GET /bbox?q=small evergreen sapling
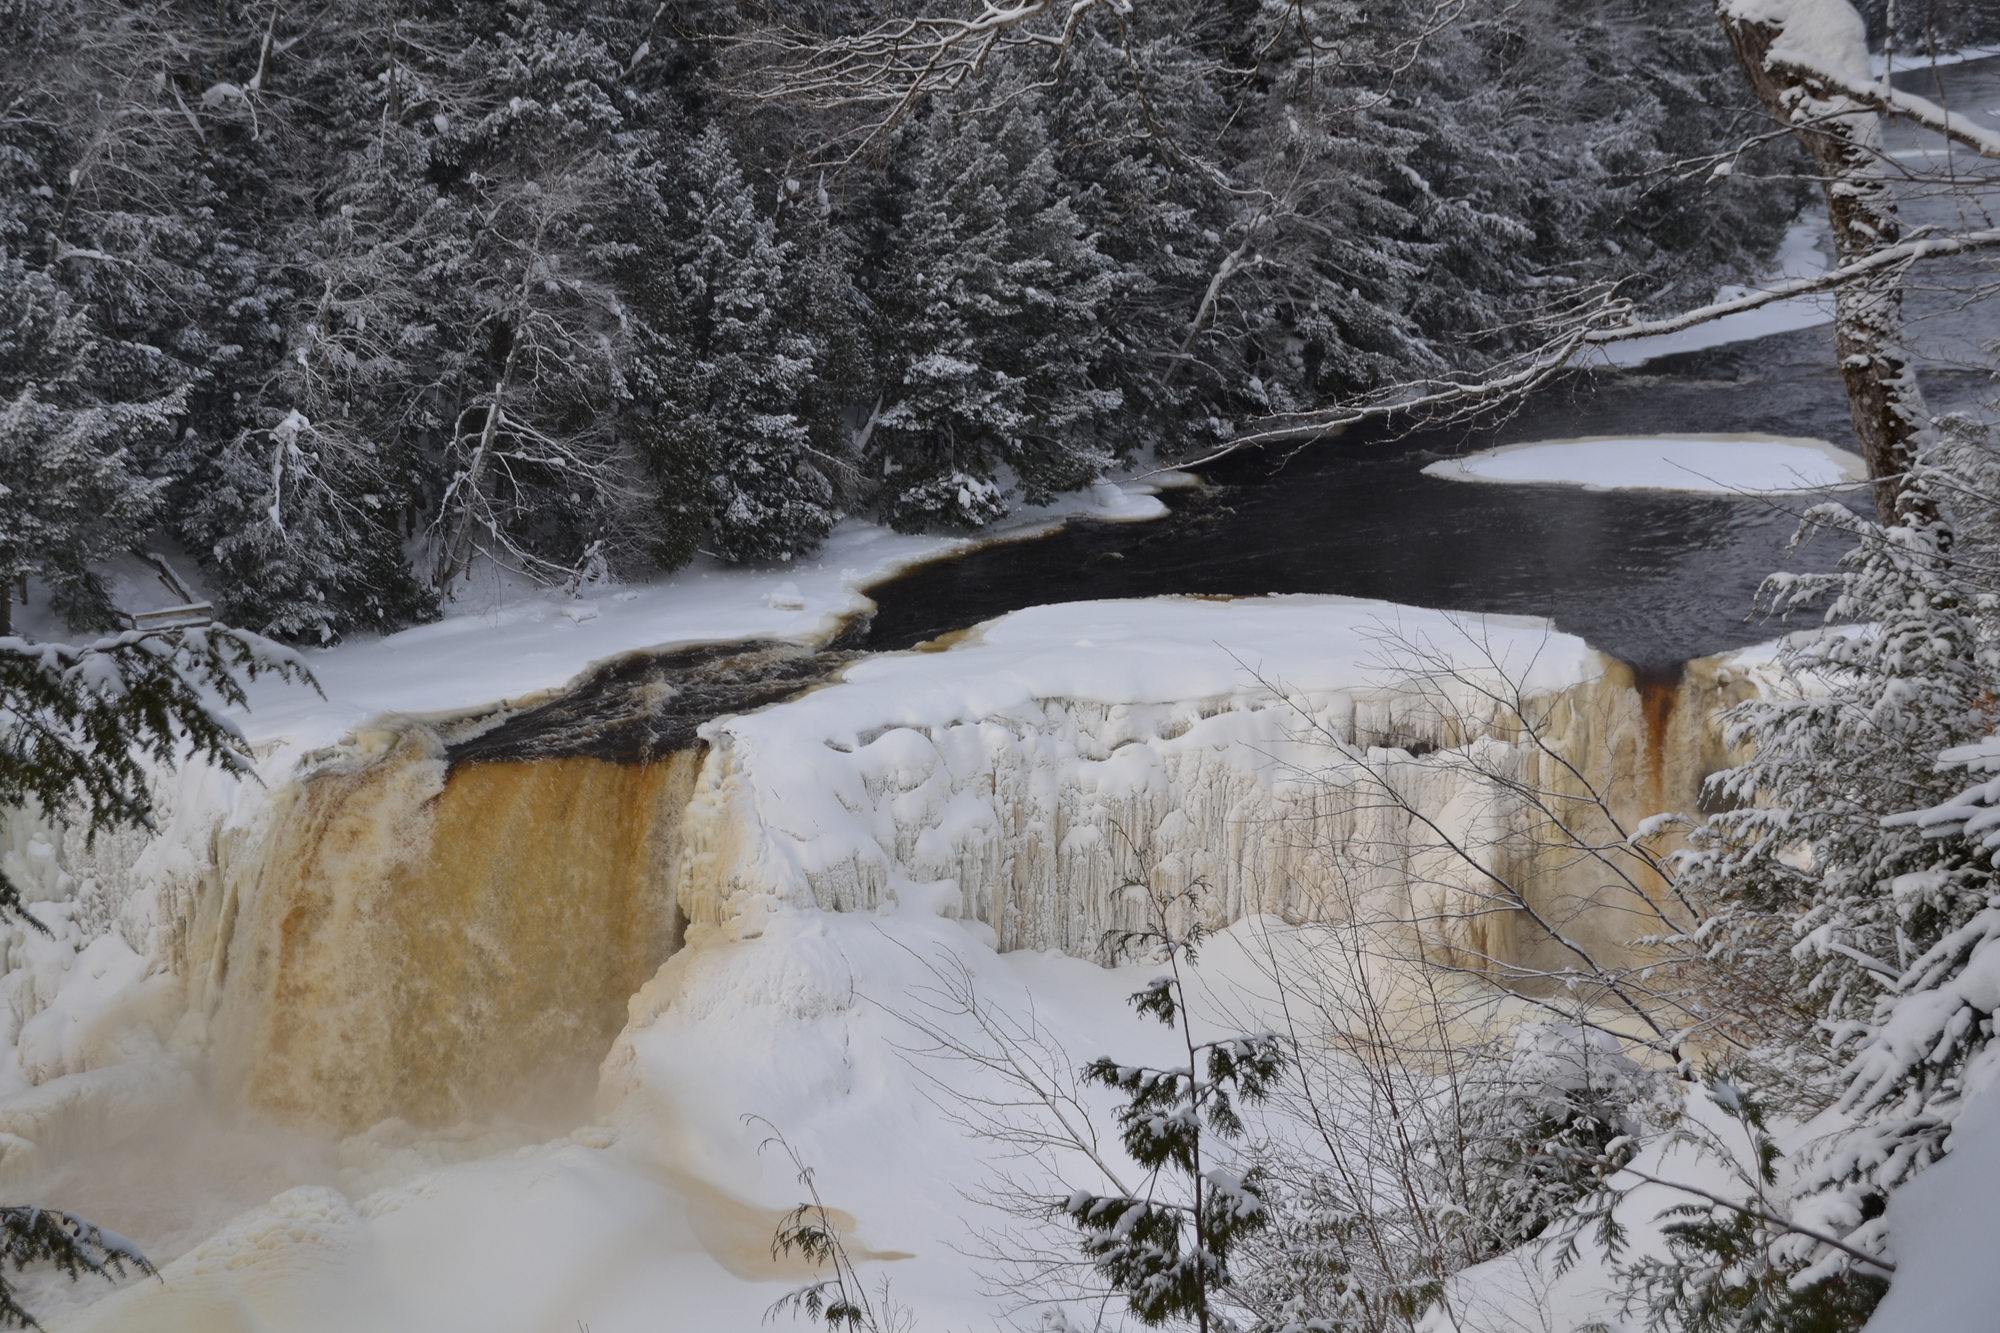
[1062,885,1286,1331]
[757,1119,912,1333]
[0,1207,153,1329]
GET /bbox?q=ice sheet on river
[1423,432,1864,495]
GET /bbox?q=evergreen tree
[1039,4,1242,460]
[667,126,839,563]
[1460,1024,1667,1259]
[0,257,174,632]
[1060,884,1286,1331]
[423,6,657,592]
[868,95,1124,531]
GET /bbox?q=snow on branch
[1764,47,2000,162]
[0,626,318,839]
[735,0,1117,146]
[1579,227,2000,345]
[1186,223,2000,461]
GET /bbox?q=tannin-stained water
[191,736,702,1134]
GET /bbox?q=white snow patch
[1873,44,2000,76]
[1423,433,1864,495]
[1865,1054,2000,1331]
[223,476,1187,768]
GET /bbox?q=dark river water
[861,54,1999,676]
[863,328,1868,674]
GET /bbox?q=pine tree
[868,95,1124,531]
[1060,884,1286,1330]
[162,52,447,642]
[423,8,655,593]
[1460,1024,1668,1259]
[1039,4,1241,460]
[0,256,174,632]
[667,125,838,564]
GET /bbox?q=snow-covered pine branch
[0,625,316,852]
[0,1205,156,1329]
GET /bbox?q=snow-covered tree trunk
[434,351,522,593]
[1715,0,1928,524]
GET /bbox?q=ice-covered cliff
[678,597,1759,977]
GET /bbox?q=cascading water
[186,735,701,1133]
[171,640,853,1135]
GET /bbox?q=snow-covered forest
[5,0,2000,1331]
[0,0,1841,640]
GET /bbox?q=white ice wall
[675,597,1626,962]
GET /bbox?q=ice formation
[1422,433,1865,494]
[0,593,1778,1329]
[679,598,1758,973]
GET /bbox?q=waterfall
[179,729,700,1134]
[0,601,1777,1150]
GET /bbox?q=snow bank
[224,477,1183,764]
[1591,221,1835,367]
[1873,44,2000,76]
[1423,433,1864,494]
[1864,1053,2000,1331]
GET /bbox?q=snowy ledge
[1421,433,1865,495]
[1588,220,1834,368]
[224,471,1194,762]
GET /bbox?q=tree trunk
[434,342,522,593]
[1715,0,1930,526]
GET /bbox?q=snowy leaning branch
[1763,47,2000,162]
[736,0,1115,151]
[1580,229,2000,345]
[1186,219,1999,463]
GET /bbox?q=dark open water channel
[863,327,1868,674]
